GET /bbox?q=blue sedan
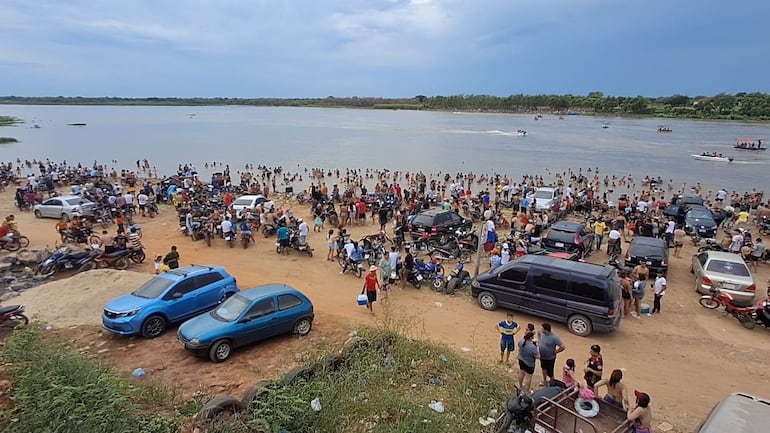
[177,284,314,362]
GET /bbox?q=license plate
[416,275,423,281]
[698,229,707,233]
[225,236,231,241]
[554,242,564,248]
[364,254,370,259]
[722,283,736,290]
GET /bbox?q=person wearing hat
[627,391,653,433]
[297,218,309,245]
[361,265,381,314]
[489,248,502,270]
[501,242,511,265]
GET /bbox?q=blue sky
[1,0,768,98]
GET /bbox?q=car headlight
[189,338,200,345]
[116,308,140,318]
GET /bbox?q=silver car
[33,195,97,220]
[692,251,756,302]
[532,187,562,213]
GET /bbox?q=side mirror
[172,292,183,299]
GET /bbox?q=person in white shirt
[730,230,744,253]
[137,192,149,216]
[651,274,667,315]
[297,218,309,245]
[221,218,234,238]
[123,192,134,209]
[716,189,727,203]
[664,219,676,247]
[501,243,511,265]
[114,183,123,195]
[607,228,622,255]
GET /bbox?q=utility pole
[473,219,486,277]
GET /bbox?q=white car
[231,195,275,214]
[531,187,562,213]
[33,195,97,220]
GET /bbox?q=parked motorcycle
[414,257,445,289]
[37,247,99,277]
[697,237,730,253]
[287,229,313,257]
[405,267,424,289]
[78,247,131,272]
[241,231,253,249]
[338,253,364,278]
[0,305,29,328]
[698,286,756,329]
[495,381,567,433]
[442,262,472,295]
[62,227,101,246]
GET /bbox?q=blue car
[102,265,239,338]
[177,284,314,362]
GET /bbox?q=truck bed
[532,387,634,433]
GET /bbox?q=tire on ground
[193,395,245,426]
[241,379,277,407]
[281,365,315,386]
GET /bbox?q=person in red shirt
[357,200,367,225]
[361,265,381,314]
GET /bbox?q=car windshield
[233,198,253,206]
[534,190,554,199]
[688,208,712,219]
[65,198,88,206]
[548,227,578,242]
[212,294,251,322]
[411,214,434,226]
[630,244,665,257]
[706,260,751,277]
[131,277,175,299]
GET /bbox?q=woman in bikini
[594,369,629,409]
[627,391,653,433]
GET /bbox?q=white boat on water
[691,154,734,163]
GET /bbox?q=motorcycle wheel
[229,238,234,249]
[131,250,146,264]
[355,266,362,278]
[77,262,95,273]
[306,249,313,257]
[697,246,709,253]
[7,313,29,328]
[276,244,281,254]
[37,263,56,278]
[114,257,129,270]
[206,233,212,247]
[17,236,30,248]
[698,297,720,309]
[411,278,422,289]
[445,278,459,295]
[738,313,756,329]
[242,237,249,249]
[88,235,102,246]
[432,277,444,290]
[3,240,20,252]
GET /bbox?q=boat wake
[447,129,527,137]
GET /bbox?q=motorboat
[691,153,734,163]
[601,122,610,129]
[657,126,672,133]
[515,129,527,136]
[734,138,766,151]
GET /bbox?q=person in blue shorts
[498,312,520,365]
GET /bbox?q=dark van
[471,255,622,336]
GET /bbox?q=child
[527,323,537,345]
[314,214,323,232]
[154,255,164,274]
[562,359,577,389]
[326,229,335,261]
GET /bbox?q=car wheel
[568,314,593,337]
[34,210,42,218]
[293,318,313,336]
[61,212,71,221]
[478,291,497,311]
[141,315,167,339]
[209,339,232,362]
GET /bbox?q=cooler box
[357,294,368,306]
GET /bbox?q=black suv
[624,237,668,275]
[409,209,473,241]
[541,221,594,259]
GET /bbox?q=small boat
[691,153,734,163]
[67,123,87,126]
[515,129,527,136]
[734,138,766,151]
[533,116,539,121]
[601,122,610,129]
[657,125,672,133]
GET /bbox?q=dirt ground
[4,189,770,432]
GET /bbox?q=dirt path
[5,191,770,432]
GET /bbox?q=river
[2,105,769,195]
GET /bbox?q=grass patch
[0,137,18,144]
[0,116,21,126]
[0,326,180,433]
[207,326,511,433]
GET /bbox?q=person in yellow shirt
[736,209,750,226]
[498,312,520,365]
[593,219,607,252]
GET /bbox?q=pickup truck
[532,387,633,433]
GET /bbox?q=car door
[447,212,463,231]
[162,278,203,321]
[235,297,280,346]
[277,294,305,333]
[527,268,569,321]
[192,272,225,308]
[692,252,708,282]
[42,198,63,218]
[495,266,529,309]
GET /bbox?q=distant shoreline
[2,94,770,122]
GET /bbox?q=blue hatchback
[102,265,239,338]
[178,284,314,362]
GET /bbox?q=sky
[1,0,768,98]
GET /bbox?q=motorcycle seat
[728,299,754,309]
[102,250,127,259]
[0,305,20,315]
[69,251,90,260]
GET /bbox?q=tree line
[1,92,770,120]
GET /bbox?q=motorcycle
[414,257,445,289]
[37,247,99,277]
[223,230,236,248]
[338,253,364,278]
[697,237,730,253]
[698,286,756,329]
[442,263,471,295]
[62,226,102,246]
[261,223,277,238]
[495,381,567,433]
[285,229,313,256]
[405,267,424,289]
[0,305,29,328]
[0,232,30,252]
[80,248,131,272]
[752,296,770,329]
[241,230,253,249]
[146,202,159,218]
